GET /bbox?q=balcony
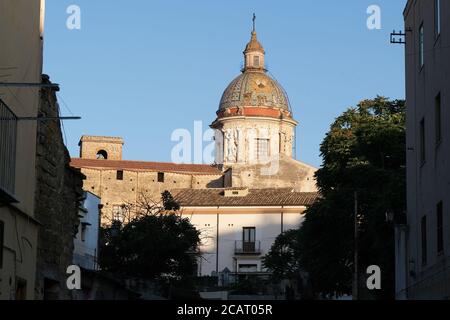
[0,99,18,203]
[235,241,261,255]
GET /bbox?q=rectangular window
[81,224,87,242]
[421,215,427,265]
[0,99,18,201]
[0,220,4,269]
[256,138,269,161]
[437,202,444,254]
[435,0,441,38]
[116,170,124,180]
[157,172,165,183]
[243,227,256,253]
[419,23,424,68]
[253,55,260,68]
[420,118,426,165]
[435,93,442,144]
[243,227,256,243]
[112,205,124,222]
[238,264,258,273]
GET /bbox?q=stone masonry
[34,75,85,300]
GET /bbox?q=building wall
[212,116,317,191]
[79,167,224,224]
[74,192,101,271]
[34,76,85,300]
[214,117,296,165]
[0,0,44,300]
[229,155,317,192]
[182,207,306,277]
[402,0,450,299]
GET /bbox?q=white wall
[74,192,101,270]
[184,208,304,277]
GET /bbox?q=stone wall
[229,155,317,192]
[79,167,224,225]
[34,75,84,300]
[79,136,124,160]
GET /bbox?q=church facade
[70,23,318,280]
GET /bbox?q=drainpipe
[216,207,220,276]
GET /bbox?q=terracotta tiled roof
[173,188,319,207]
[70,158,223,175]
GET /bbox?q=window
[243,227,256,252]
[419,23,424,68]
[0,99,17,201]
[420,118,426,165]
[435,93,442,144]
[243,227,256,243]
[253,55,260,68]
[157,172,165,183]
[116,170,124,180]
[421,215,427,265]
[81,225,87,242]
[437,202,444,254]
[435,0,441,38]
[256,138,269,161]
[0,220,4,269]
[112,205,124,222]
[238,264,258,273]
[96,150,108,160]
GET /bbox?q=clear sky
[44,0,407,167]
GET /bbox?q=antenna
[390,30,407,44]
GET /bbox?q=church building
[70,21,318,281]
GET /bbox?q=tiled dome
[219,71,290,111]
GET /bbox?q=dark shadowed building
[396,0,450,299]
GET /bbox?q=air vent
[224,188,249,197]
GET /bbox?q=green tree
[265,97,405,299]
[302,96,405,299]
[99,191,200,294]
[262,230,301,280]
[162,190,180,211]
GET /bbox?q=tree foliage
[99,192,200,286]
[265,97,406,299]
[262,230,301,280]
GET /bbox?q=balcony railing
[0,99,17,203]
[235,241,261,255]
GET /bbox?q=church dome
[217,18,292,118]
[219,71,290,112]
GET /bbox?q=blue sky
[44,0,407,167]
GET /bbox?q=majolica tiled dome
[219,71,290,111]
[218,27,290,113]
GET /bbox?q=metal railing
[235,241,261,254]
[0,99,17,201]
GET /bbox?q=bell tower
[79,136,124,160]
